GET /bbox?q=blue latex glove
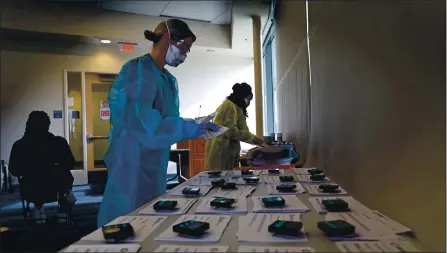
[188,122,219,139]
[200,122,219,132]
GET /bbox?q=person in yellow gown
[205,83,265,170]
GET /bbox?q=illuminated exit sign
[118,42,137,52]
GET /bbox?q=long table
[67,169,425,252]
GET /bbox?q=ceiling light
[101,40,112,44]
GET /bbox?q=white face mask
[244,98,251,107]
[165,21,186,67]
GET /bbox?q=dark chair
[19,177,72,227]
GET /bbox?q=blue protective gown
[97,54,200,227]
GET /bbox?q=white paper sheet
[187,177,218,186]
[232,170,262,177]
[203,125,229,140]
[168,185,213,197]
[237,213,308,243]
[325,213,399,241]
[61,244,141,253]
[195,112,216,124]
[196,171,228,177]
[139,198,197,216]
[336,240,420,252]
[66,97,74,107]
[81,216,166,242]
[230,177,264,185]
[252,195,310,213]
[194,198,248,214]
[237,246,315,252]
[267,183,306,195]
[308,196,373,214]
[154,245,230,253]
[304,184,348,196]
[155,215,231,243]
[213,185,256,198]
[262,169,286,175]
[263,175,297,184]
[296,174,330,183]
[292,168,318,175]
[359,211,412,234]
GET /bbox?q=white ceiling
[101,1,232,25]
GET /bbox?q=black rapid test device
[268,220,303,237]
[317,220,356,237]
[211,178,226,187]
[321,199,349,212]
[221,182,237,190]
[102,223,135,242]
[210,198,236,208]
[310,174,326,181]
[307,168,323,175]
[262,196,286,208]
[173,220,210,237]
[319,184,340,193]
[268,168,281,174]
[279,175,294,182]
[241,169,254,176]
[276,184,297,192]
[182,187,201,195]
[153,200,178,211]
[243,176,260,184]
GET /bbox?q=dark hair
[144,19,196,44]
[227,83,253,117]
[25,111,50,134]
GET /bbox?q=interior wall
[1,45,255,162]
[275,0,445,251]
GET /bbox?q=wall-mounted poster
[100,100,110,121]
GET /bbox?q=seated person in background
[205,83,265,171]
[8,111,76,223]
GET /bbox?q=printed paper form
[237,213,308,243]
[252,195,310,213]
[194,198,248,215]
[168,185,213,197]
[336,240,420,252]
[360,211,412,234]
[60,244,141,253]
[230,177,264,185]
[154,245,230,252]
[196,171,228,177]
[262,169,286,175]
[81,216,167,242]
[304,184,348,196]
[296,174,330,183]
[308,196,373,214]
[292,168,317,175]
[213,185,256,198]
[264,175,298,184]
[139,198,197,216]
[155,215,231,243]
[237,246,315,252]
[267,183,306,195]
[325,213,399,241]
[232,170,262,177]
[187,177,218,186]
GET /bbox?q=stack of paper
[61,244,141,253]
[263,175,297,184]
[262,169,286,175]
[308,196,373,214]
[325,213,399,241]
[237,213,308,243]
[154,245,230,252]
[292,168,317,175]
[213,185,256,198]
[359,211,412,234]
[252,195,310,213]
[194,198,248,214]
[237,246,315,252]
[267,183,306,195]
[139,199,197,216]
[81,216,166,242]
[196,171,228,177]
[336,240,420,252]
[232,170,262,177]
[155,215,232,243]
[168,185,213,197]
[297,174,330,183]
[304,184,348,196]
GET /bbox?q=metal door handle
[86,133,109,143]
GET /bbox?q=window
[262,24,276,135]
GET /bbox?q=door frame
[63,70,117,185]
